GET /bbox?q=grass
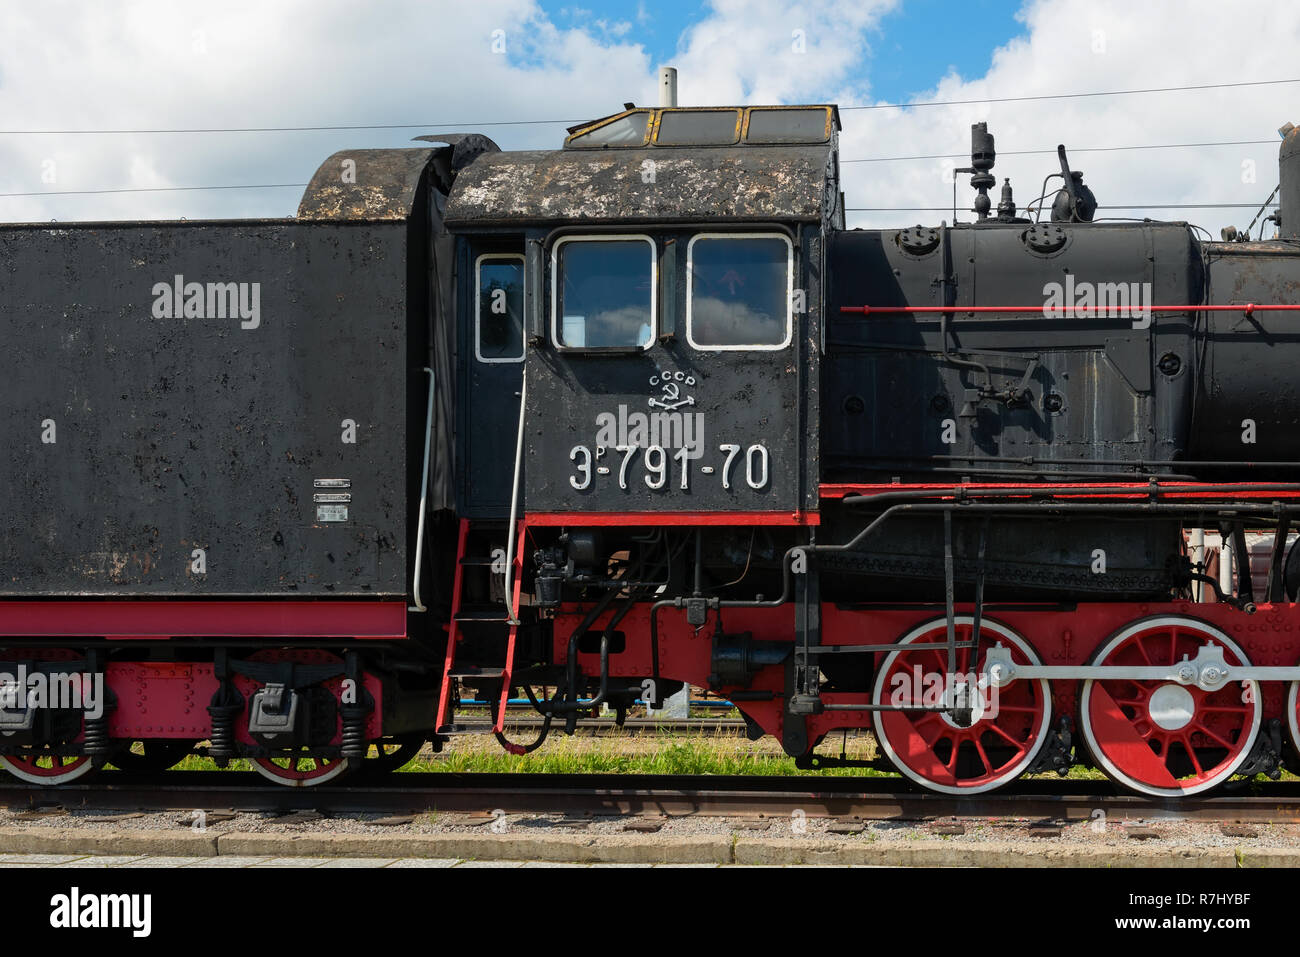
[145,726,1119,780]
[402,738,888,776]
[134,716,1298,785]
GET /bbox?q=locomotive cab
[445,105,841,529]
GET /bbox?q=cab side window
[476,254,525,363]
[552,235,656,350]
[686,233,792,350]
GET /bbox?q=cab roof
[563,105,839,150]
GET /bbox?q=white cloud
[0,0,1296,237]
[837,0,1300,236]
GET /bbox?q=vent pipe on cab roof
[659,67,678,108]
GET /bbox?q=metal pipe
[407,367,435,613]
[503,372,527,625]
[1190,526,1205,601]
[840,303,1300,316]
[644,484,1295,700]
[659,67,678,108]
[1220,534,1235,599]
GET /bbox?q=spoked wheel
[360,736,424,775]
[1079,616,1260,798]
[0,749,99,785]
[1284,683,1300,771]
[872,617,1052,795]
[110,739,197,773]
[251,753,352,787]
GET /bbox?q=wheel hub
[1147,683,1196,731]
[939,679,989,729]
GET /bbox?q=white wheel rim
[0,753,97,785]
[1285,681,1300,764]
[250,756,352,788]
[872,617,1052,795]
[1079,616,1260,798]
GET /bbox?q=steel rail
[8,771,1300,823]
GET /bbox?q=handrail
[407,367,435,613]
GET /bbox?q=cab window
[552,236,656,350]
[686,233,792,350]
[475,254,524,363]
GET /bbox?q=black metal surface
[444,146,834,226]
[823,222,1201,479]
[298,148,439,221]
[520,226,822,516]
[1192,240,1300,469]
[0,220,423,596]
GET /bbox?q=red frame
[0,600,408,639]
[527,511,820,526]
[551,598,1300,749]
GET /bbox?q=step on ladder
[436,518,525,736]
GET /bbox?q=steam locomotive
[2,97,1299,798]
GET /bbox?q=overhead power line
[847,203,1280,212]
[0,183,305,198]
[3,77,1299,136]
[0,182,1278,211]
[839,76,1300,112]
[842,139,1280,164]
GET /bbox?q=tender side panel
[0,221,411,597]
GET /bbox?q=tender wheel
[1079,616,1260,798]
[360,735,424,775]
[872,616,1052,795]
[0,750,99,785]
[110,739,197,773]
[250,753,352,787]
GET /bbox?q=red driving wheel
[1079,616,1260,797]
[872,617,1052,794]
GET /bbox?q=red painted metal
[820,481,1300,501]
[109,662,218,738]
[0,754,92,780]
[548,599,1300,760]
[495,521,526,735]
[526,511,820,527]
[103,654,383,742]
[839,303,1300,316]
[1078,619,1259,796]
[0,601,408,640]
[435,518,471,732]
[873,618,1050,793]
[250,755,350,783]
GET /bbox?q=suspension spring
[207,687,244,767]
[339,703,368,760]
[82,712,110,757]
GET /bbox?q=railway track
[7,771,1300,824]
[462,716,749,734]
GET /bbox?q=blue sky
[542,0,1030,105]
[0,0,1295,234]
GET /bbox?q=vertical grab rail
[504,373,528,625]
[408,367,435,613]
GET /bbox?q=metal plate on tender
[316,505,349,523]
[314,478,352,488]
[313,493,352,503]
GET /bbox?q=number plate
[316,504,349,523]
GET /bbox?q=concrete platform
[0,826,1289,866]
